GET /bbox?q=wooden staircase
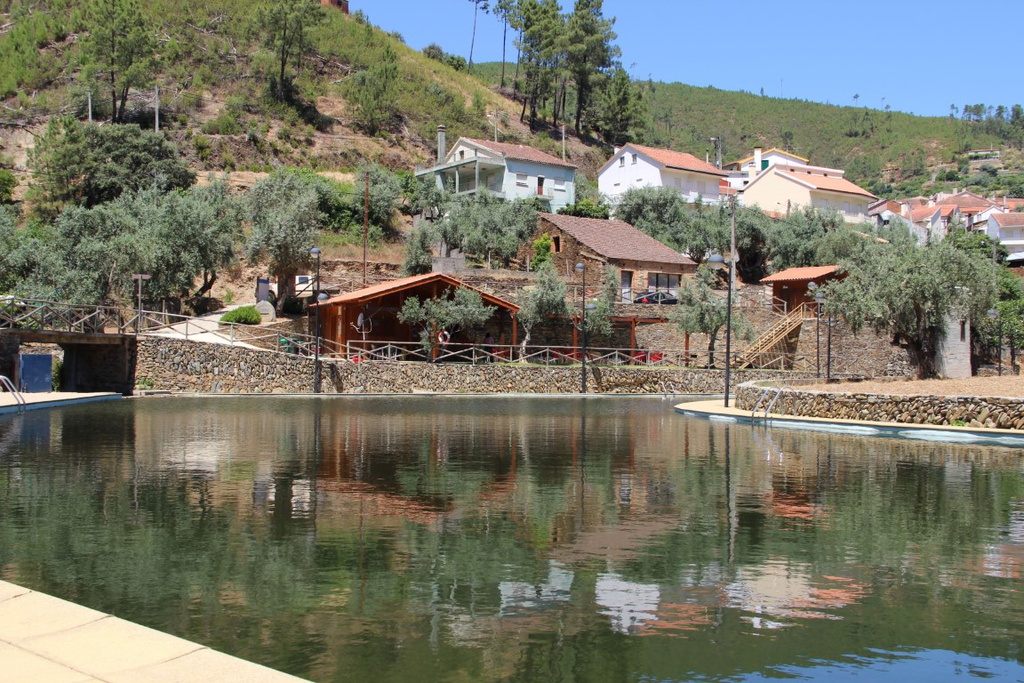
[732,303,810,369]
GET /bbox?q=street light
[310,247,323,393]
[822,295,833,380]
[131,273,151,336]
[988,308,1003,376]
[575,262,588,394]
[812,286,823,378]
[708,253,733,407]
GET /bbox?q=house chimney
[437,125,447,164]
[749,147,763,179]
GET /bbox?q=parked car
[633,291,678,305]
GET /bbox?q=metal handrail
[764,385,789,419]
[0,375,26,412]
[751,385,775,420]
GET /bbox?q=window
[554,178,566,191]
[631,153,638,165]
[553,236,561,252]
[619,157,625,167]
[516,173,528,187]
[648,273,680,291]
[459,150,465,160]
[960,321,967,342]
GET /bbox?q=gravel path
[800,375,1024,398]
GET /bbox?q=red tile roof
[312,272,519,311]
[538,213,695,266]
[761,265,840,284]
[935,191,996,209]
[776,167,876,199]
[910,206,941,222]
[628,143,727,176]
[462,137,577,168]
[992,212,1024,228]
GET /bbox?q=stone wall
[136,337,317,393]
[135,336,818,395]
[735,381,1024,429]
[0,333,18,382]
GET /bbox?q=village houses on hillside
[870,190,1024,256]
[597,144,876,224]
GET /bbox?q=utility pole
[363,170,369,287]
[155,85,160,132]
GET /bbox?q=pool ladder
[0,375,26,412]
[751,384,788,422]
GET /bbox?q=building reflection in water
[9,396,1009,680]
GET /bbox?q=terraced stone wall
[135,337,818,395]
[735,382,1024,429]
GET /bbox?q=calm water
[1,397,1023,682]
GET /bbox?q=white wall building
[986,213,1024,256]
[416,126,577,212]
[728,147,876,223]
[598,143,728,206]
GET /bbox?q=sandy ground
[800,375,1024,398]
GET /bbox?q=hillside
[0,0,609,188]
[4,1,1024,202]
[470,62,1024,198]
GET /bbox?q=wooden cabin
[760,265,841,315]
[310,273,519,356]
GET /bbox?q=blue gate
[19,354,53,393]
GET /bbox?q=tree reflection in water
[0,397,1023,682]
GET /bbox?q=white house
[597,143,728,205]
[735,148,876,224]
[415,126,577,212]
[986,213,1024,256]
[724,147,810,175]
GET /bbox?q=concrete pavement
[0,581,309,683]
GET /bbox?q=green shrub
[281,296,304,315]
[220,305,262,324]
[200,112,242,135]
[51,357,62,391]
[0,169,16,203]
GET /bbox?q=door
[620,270,633,303]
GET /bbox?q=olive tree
[244,171,324,309]
[516,262,570,356]
[824,239,995,378]
[671,266,751,367]
[398,286,494,355]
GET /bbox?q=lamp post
[575,262,587,394]
[813,288,824,378]
[708,253,733,407]
[825,308,833,381]
[988,308,1003,376]
[131,273,151,335]
[310,247,322,393]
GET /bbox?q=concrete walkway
[0,391,122,415]
[143,316,261,349]
[676,398,1024,446]
[0,581,309,682]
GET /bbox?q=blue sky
[355,0,1023,118]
